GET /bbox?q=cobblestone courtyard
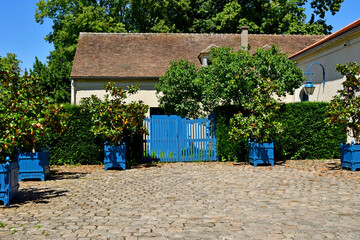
[1,160,360,239]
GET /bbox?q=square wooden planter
[17,147,50,181]
[0,158,19,206]
[340,142,360,171]
[104,143,126,170]
[248,140,274,167]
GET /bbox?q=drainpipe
[71,79,76,104]
[241,26,249,49]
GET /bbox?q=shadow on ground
[131,162,163,169]
[48,169,88,180]
[4,188,68,207]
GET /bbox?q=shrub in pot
[0,64,67,184]
[81,83,149,170]
[325,62,360,171]
[229,78,282,166]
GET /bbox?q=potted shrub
[81,83,148,170]
[0,66,20,205]
[0,65,66,183]
[325,62,360,171]
[229,78,282,166]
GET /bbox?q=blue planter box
[340,142,360,171]
[104,143,126,170]
[248,140,274,167]
[0,158,19,206]
[17,147,50,181]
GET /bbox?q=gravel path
[0,160,359,239]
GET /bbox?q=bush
[48,104,145,166]
[276,102,346,160]
[0,65,66,163]
[47,104,103,165]
[325,62,360,143]
[214,105,247,162]
[215,102,346,161]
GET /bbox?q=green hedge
[47,104,103,165]
[214,105,247,162]
[214,102,346,161]
[275,102,346,160]
[47,104,143,165]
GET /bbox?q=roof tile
[71,33,324,78]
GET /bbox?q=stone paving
[0,160,360,240]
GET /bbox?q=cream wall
[72,78,159,116]
[281,29,360,103]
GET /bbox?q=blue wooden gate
[143,115,217,162]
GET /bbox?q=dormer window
[198,44,218,66]
[200,55,209,66]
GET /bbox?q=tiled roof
[71,33,325,79]
[289,18,360,59]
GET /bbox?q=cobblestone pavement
[1,160,360,240]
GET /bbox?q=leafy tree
[34,0,128,103]
[325,62,360,143]
[35,0,127,55]
[34,0,343,103]
[0,53,22,75]
[80,83,149,145]
[192,0,333,34]
[0,64,67,162]
[156,45,305,118]
[30,54,72,103]
[155,59,202,118]
[229,78,283,142]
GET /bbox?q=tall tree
[34,0,343,103]
[155,46,305,118]
[35,0,128,103]
[0,53,22,75]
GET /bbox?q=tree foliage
[80,83,149,145]
[34,0,343,103]
[156,45,305,118]
[229,78,283,142]
[325,62,360,143]
[157,45,304,142]
[0,64,68,162]
[30,54,73,103]
[0,53,22,76]
[155,59,202,118]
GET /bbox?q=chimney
[241,26,249,49]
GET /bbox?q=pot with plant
[229,78,282,167]
[81,83,149,170]
[325,62,360,171]
[0,65,66,185]
[1,67,20,205]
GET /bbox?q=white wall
[282,30,360,103]
[72,78,159,116]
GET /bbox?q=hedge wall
[214,105,247,162]
[214,102,346,161]
[47,104,103,165]
[275,102,346,160]
[48,104,143,165]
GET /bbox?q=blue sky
[0,0,359,71]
